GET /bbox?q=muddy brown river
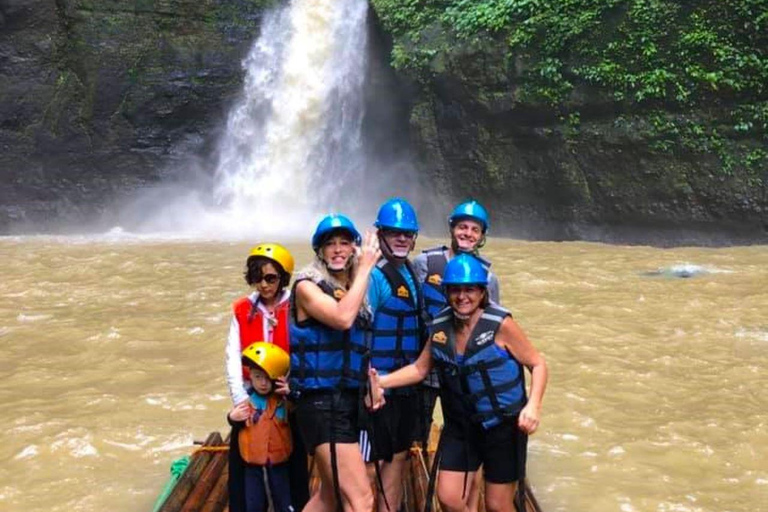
[1,237,766,512]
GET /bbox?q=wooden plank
[198,458,229,512]
[180,436,229,512]
[159,432,222,512]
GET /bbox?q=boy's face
[249,367,273,395]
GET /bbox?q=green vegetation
[372,0,767,177]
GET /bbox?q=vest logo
[333,289,346,299]
[428,274,442,285]
[475,330,495,346]
[396,285,410,298]
[432,331,447,344]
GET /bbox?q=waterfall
[210,0,370,236]
[124,0,371,238]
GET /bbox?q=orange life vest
[238,395,292,465]
[233,297,291,380]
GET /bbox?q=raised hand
[358,230,381,270]
[274,376,290,396]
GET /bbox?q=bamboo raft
[154,426,542,512]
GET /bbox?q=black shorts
[361,394,420,462]
[438,419,527,484]
[294,390,360,455]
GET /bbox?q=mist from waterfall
[122,0,371,239]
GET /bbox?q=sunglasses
[382,230,416,240]
[254,273,280,285]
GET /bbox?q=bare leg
[303,482,336,512]
[466,467,483,512]
[310,442,374,512]
[436,469,476,512]
[484,481,517,512]
[373,451,408,512]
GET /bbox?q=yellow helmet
[241,342,290,380]
[248,243,295,276]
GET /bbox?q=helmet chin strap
[318,252,353,274]
[378,232,410,264]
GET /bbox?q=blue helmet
[311,214,362,252]
[442,254,489,286]
[448,200,489,234]
[374,197,419,233]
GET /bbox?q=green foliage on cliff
[372,0,767,176]
[373,0,766,105]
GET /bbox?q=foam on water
[641,262,734,278]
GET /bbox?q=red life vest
[233,296,290,380]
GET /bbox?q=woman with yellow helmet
[224,243,309,512]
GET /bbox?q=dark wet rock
[0,0,271,232]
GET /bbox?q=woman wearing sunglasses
[225,243,310,512]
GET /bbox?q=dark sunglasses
[255,273,280,285]
[382,230,416,239]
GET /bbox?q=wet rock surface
[0,0,268,232]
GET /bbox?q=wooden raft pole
[152,427,544,512]
[179,434,230,512]
[198,461,230,512]
[158,432,224,512]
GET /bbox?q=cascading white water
[209,0,369,236]
[118,0,387,238]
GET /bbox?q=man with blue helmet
[412,200,501,472]
[369,254,548,512]
[414,200,501,321]
[360,197,423,512]
[289,213,381,512]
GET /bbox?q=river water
[0,237,766,512]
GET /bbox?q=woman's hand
[365,367,386,411]
[358,231,381,271]
[274,377,290,396]
[228,401,252,422]
[517,402,541,434]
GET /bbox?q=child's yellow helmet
[241,342,290,380]
[248,243,295,276]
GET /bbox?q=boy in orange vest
[227,342,293,512]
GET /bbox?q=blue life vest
[430,304,526,429]
[370,260,423,384]
[289,278,371,392]
[421,246,493,322]
[421,247,449,321]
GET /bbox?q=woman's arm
[225,315,249,405]
[295,232,380,330]
[496,317,548,434]
[378,340,434,390]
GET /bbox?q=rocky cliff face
[369,1,768,245]
[0,0,268,231]
[1,0,765,244]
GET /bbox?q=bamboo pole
[158,432,222,512]
[180,435,229,512]
[198,458,229,512]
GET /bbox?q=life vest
[421,246,493,322]
[238,393,292,465]
[370,260,423,381]
[233,296,290,380]
[289,278,371,392]
[430,304,526,429]
[421,246,449,322]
